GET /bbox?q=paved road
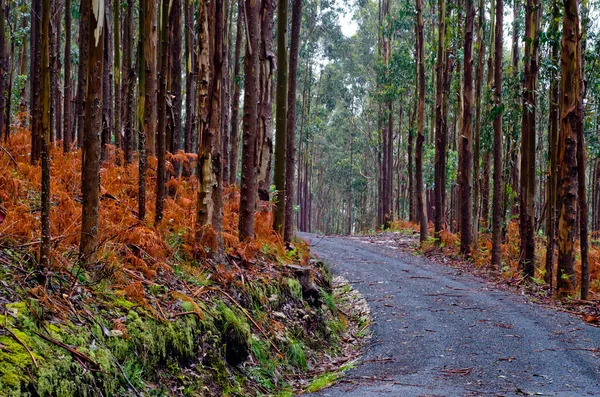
[301,234,600,397]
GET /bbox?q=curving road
[301,234,600,397]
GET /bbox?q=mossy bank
[0,246,351,397]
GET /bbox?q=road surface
[301,234,600,397]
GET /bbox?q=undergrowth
[0,131,349,396]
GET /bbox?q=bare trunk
[229,0,243,184]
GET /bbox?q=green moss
[306,372,339,392]
[286,278,303,301]
[285,338,307,369]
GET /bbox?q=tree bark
[415,0,427,242]
[491,0,504,267]
[519,0,540,278]
[137,0,148,219]
[79,0,105,261]
[273,0,288,234]
[545,0,560,286]
[63,0,73,152]
[238,0,260,241]
[458,0,474,254]
[75,0,90,148]
[170,0,183,175]
[144,0,157,156]
[123,0,134,164]
[183,0,195,155]
[156,0,170,223]
[433,0,446,244]
[229,0,243,184]
[556,0,580,297]
[257,0,274,200]
[283,0,302,242]
[30,0,41,163]
[40,0,51,267]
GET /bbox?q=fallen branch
[33,330,99,369]
[0,323,38,368]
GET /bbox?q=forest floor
[0,132,369,396]
[300,232,600,397]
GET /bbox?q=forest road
[300,233,600,397]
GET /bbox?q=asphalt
[300,233,600,397]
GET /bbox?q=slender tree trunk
[62,0,73,151]
[114,0,121,150]
[183,0,195,155]
[0,0,6,142]
[229,0,243,184]
[76,0,90,148]
[30,0,41,163]
[144,0,157,156]
[458,0,474,254]
[257,0,274,199]
[283,0,302,242]
[415,0,427,241]
[238,0,260,241]
[221,0,232,184]
[39,0,51,267]
[519,0,540,277]
[433,0,446,244]
[273,0,289,234]
[101,0,112,161]
[545,0,560,286]
[123,0,134,164]
[137,0,148,219]
[472,0,485,244]
[556,0,580,297]
[156,0,170,223]
[491,0,504,267]
[80,0,105,261]
[51,0,61,143]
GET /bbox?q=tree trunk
[491,0,504,267]
[545,0,560,286]
[472,0,485,244]
[519,0,540,278]
[221,0,232,184]
[229,0,243,184]
[76,0,90,148]
[62,0,73,152]
[114,0,121,151]
[80,0,105,261]
[433,0,446,244]
[415,0,427,242]
[144,0,157,156]
[238,0,260,241]
[183,0,195,155]
[556,0,580,297]
[39,0,51,267]
[170,0,182,176]
[101,0,112,161]
[458,0,474,254]
[30,0,42,163]
[283,0,302,242]
[123,0,134,164]
[273,0,288,234]
[156,0,170,223]
[257,0,274,200]
[137,0,148,219]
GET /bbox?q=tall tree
[415,0,428,242]
[283,0,302,243]
[257,0,275,199]
[144,0,157,156]
[273,0,289,234]
[229,0,243,185]
[80,0,105,260]
[491,0,504,267]
[433,0,447,244]
[40,0,51,267]
[183,0,195,155]
[519,0,540,278]
[0,0,6,141]
[63,0,73,152]
[76,0,90,147]
[137,0,148,219]
[30,0,41,163]
[156,0,170,223]
[556,0,581,297]
[545,0,560,286]
[170,0,183,173]
[238,0,260,241]
[123,0,134,164]
[458,0,474,254]
[114,0,121,151]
